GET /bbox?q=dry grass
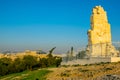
[46,62,120,80]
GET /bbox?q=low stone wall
[111,57,120,62]
[61,57,120,65]
[61,57,111,65]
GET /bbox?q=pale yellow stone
[111,57,120,62]
[87,6,119,57]
[88,5,111,44]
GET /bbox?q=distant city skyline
[0,0,120,53]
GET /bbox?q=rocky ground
[46,62,120,80]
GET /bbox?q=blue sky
[0,0,120,53]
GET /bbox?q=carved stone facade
[87,6,118,57]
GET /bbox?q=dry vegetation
[46,62,120,80]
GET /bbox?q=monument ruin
[86,5,119,57]
[61,5,120,65]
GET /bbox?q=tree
[0,57,12,76]
[55,57,62,67]
[8,58,26,73]
[70,46,74,60]
[0,63,8,76]
[23,55,38,70]
[39,58,48,68]
[77,51,86,59]
[49,47,56,54]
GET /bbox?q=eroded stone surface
[87,5,118,57]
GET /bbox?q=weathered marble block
[87,6,118,57]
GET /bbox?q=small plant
[84,64,89,66]
[61,65,70,68]
[72,64,80,67]
[81,69,89,72]
[60,71,70,77]
[78,68,89,72]
[61,72,70,77]
[104,67,112,71]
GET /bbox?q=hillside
[46,62,120,80]
[1,62,120,80]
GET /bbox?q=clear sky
[0,0,120,53]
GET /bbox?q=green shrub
[0,54,62,76]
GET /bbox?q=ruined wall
[87,6,118,57]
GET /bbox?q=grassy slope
[0,69,51,80]
[46,62,120,80]
[1,62,120,80]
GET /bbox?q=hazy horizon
[0,0,120,53]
